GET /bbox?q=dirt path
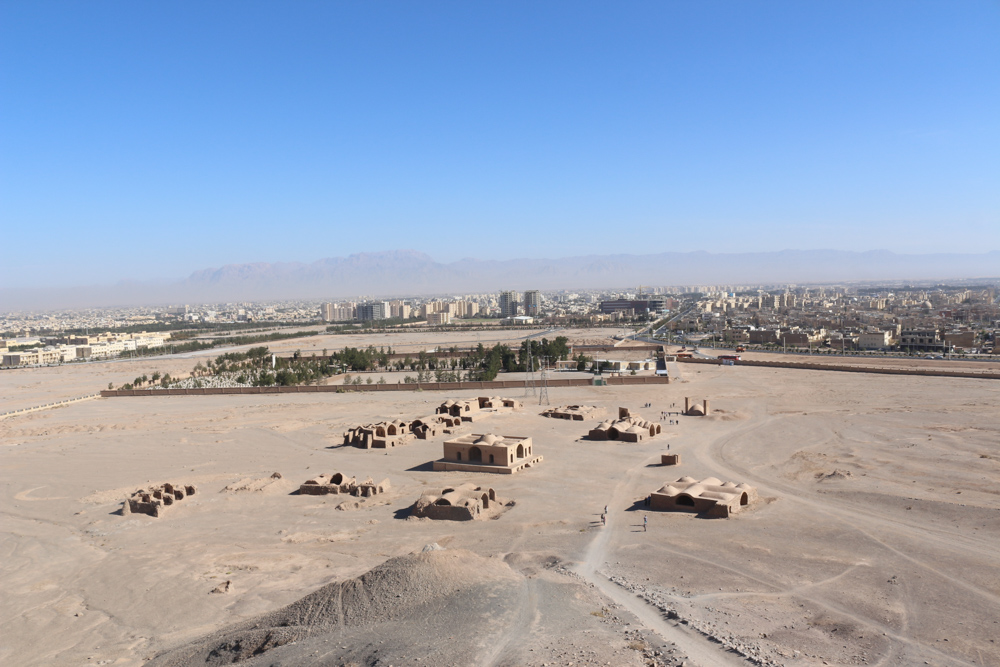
[687,406,990,666]
[482,577,539,667]
[573,452,751,667]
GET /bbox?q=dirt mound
[149,549,522,666]
[707,409,750,422]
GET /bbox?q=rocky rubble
[607,572,785,667]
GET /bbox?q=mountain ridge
[2,249,998,311]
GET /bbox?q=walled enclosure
[649,476,757,518]
[299,473,390,497]
[122,483,197,518]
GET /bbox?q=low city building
[858,330,893,350]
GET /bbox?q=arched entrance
[516,444,524,458]
[468,446,482,462]
[676,495,695,507]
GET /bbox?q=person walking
[643,514,648,532]
[601,513,606,526]
[604,504,608,515]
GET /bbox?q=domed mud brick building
[433,433,542,474]
[410,483,508,521]
[649,476,757,518]
[587,407,662,442]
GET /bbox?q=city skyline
[2,2,999,292]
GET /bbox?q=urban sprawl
[3,282,998,368]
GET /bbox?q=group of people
[601,504,649,532]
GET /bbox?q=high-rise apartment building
[357,302,387,321]
[320,303,334,321]
[524,290,541,317]
[499,291,519,318]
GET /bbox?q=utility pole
[524,340,536,397]
[539,359,549,406]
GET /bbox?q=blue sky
[2,1,998,288]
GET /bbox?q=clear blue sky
[2,1,998,288]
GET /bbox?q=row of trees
[112,335,576,390]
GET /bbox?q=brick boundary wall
[572,344,662,353]
[99,375,671,397]
[276,344,663,361]
[677,356,1000,380]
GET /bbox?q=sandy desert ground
[2,332,999,667]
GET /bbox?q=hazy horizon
[3,2,999,293]
[3,247,999,312]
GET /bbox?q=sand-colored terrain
[2,333,999,666]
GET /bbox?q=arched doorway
[740,492,748,506]
[516,444,524,458]
[676,495,695,507]
[469,446,482,462]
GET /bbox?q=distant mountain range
[3,249,999,311]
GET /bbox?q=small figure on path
[604,504,609,515]
[601,513,606,526]
[643,514,648,532]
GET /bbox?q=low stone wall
[677,356,1000,380]
[0,393,101,419]
[99,375,671,397]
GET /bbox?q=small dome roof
[475,434,501,445]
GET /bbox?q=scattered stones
[210,580,232,595]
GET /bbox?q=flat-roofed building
[524,290,541,317]
[858,331,892,350]
[357,302,387,321]
[426,312,452,325]
[499,291,518,318]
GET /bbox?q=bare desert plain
[2,331,999,667]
